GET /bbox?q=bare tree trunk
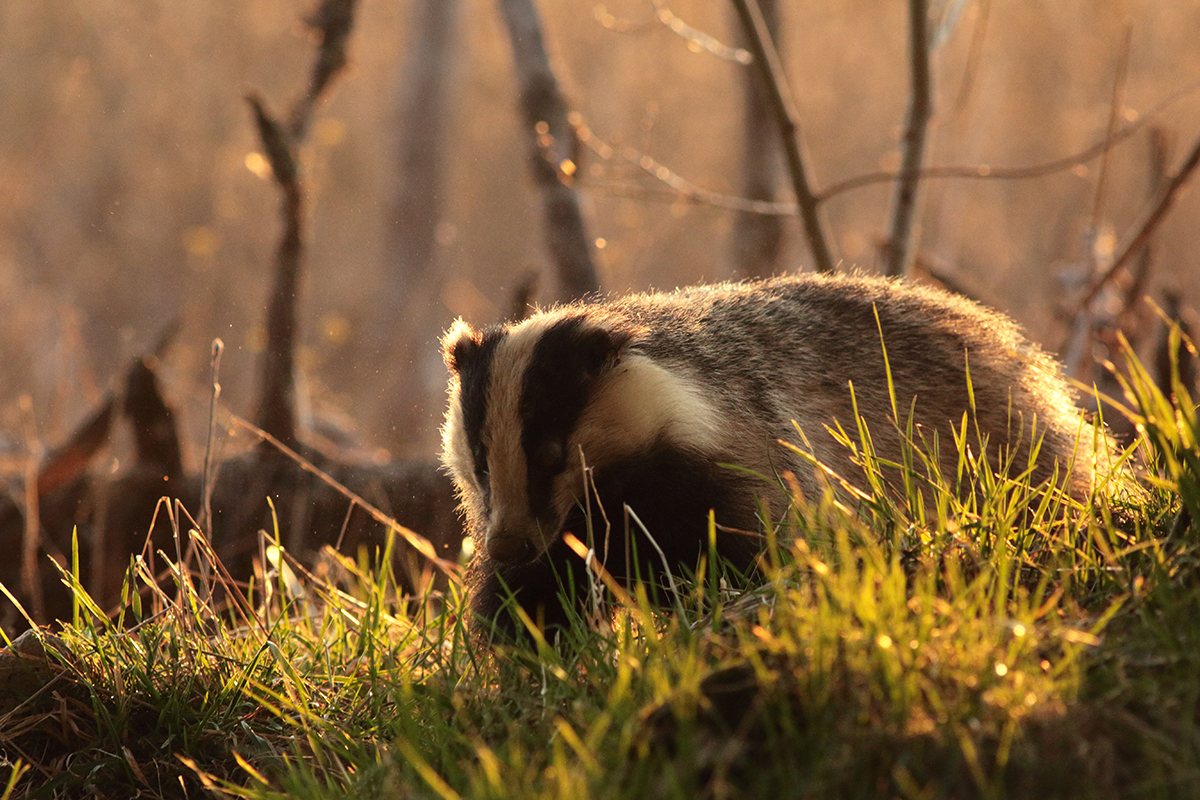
[384,0,460,311]
[363,0,461,455]
[730,0,784,279]
[497,0,600,302]
[730,0,835,274]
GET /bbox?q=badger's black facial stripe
[519,317,624,520]
[457,327,505,498]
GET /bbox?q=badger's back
[596,274,1102,500]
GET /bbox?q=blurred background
[1,0,1197,467]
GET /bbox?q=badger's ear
[574,321,638,379]
[442,319,480,373]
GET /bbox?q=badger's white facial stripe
[478,315,560,544]
[556,353,728,531]
[572,354,725,470]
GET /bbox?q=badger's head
[441,311,723,566]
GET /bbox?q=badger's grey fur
[441,273,1117,636]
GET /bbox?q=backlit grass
[2,342,1198,799]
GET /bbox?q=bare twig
[573,113,795,213]
[883,0,933,277]
[819,76,1200,201]
[497,0,601,301]
[198,339,224,538]
[651,0,751,63]
[19,396,45,624]
[188,340,223,605]
[1058,32,1135,378]
[572,76,1199,224]
[595,1,753,62]
[821,128,1141,201]
[592,4,657,34]
[730,0,784,279]
[1113,129,1170,338]
[949,0,990,116]
[1077,130,1200,311]
[730,0,835,273]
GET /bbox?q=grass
[2,343,1198,799]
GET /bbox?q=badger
[441,272,1117,637]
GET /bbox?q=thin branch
[730,0,836,273]
[198,339,224,538]
[1060,30,1137,380]
[949,0,990,117]
[1056,32,1135,380]
[1113,128,1170,338]
[883,0,933,277]
[592,4,657,34]
[574,116,794,213]
[19,396,45,624]
[570,76,1200,235]
[577,120,1148,218]
[1077,129,1200,311]
[819,76,1200,201]
[594,0,753,64]
[577,110,1145,217]
[650,0,751,63]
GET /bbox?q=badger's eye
[471,443,489,483]
[530,437,566,470]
